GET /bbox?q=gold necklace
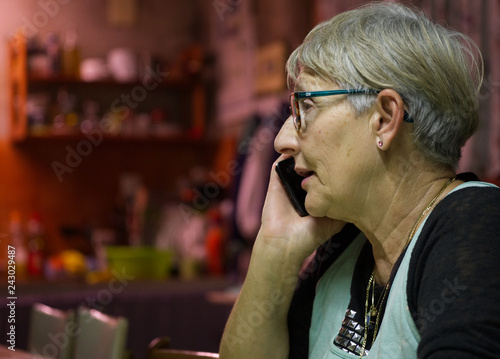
[361,273,389,356]
[359,177,456,357]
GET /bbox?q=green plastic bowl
[105,246,173,280]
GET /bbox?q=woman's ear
[370,89,406,150]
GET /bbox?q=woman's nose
[274,115,300,155]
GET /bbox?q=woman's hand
[257,155,346,263]
[220,155,345,359]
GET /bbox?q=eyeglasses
[290,89,414,132]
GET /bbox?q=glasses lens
[290,94,300,131]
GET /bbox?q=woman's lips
[295,168,314,189]
[295,167,313,177]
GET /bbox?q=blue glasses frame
[290,89,414,132]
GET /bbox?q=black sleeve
[407,186,500,358]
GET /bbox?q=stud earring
[378,140,383,147]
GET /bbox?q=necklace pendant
[366,305,377,329]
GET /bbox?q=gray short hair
[286,2,483,169]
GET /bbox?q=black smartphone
[275,157,309,216]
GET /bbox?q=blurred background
[0,0,498,357]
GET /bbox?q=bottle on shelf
[46,32,61,76]
[27,212,45,278]
[62,25,81,79]
[9,211,28,280]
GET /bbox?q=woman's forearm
[219,235,304,359]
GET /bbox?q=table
[0,278,235,359]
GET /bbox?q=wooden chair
[28,303,75,359]
[73,307,129,359]
[148,349,219,359]
[147,337,219,359]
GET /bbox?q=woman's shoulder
[407,175,500,291]
[434,174,500,216]
[413,175,500,252]
[407,173,500,312]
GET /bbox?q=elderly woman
[219,2,500,359]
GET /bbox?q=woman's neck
[355,170,459,285]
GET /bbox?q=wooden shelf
[7,31,207,143]
[13,132,207,145]
[26,74,198,90]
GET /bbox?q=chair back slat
[149,349,219,359]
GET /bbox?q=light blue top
[309,181,497,358]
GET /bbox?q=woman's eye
[300,98,315,112]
